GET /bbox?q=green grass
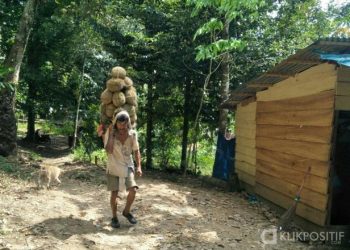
[0,156,18,173]
[28,151,42,161]
[73,145,107,165]
[17,119,75,136]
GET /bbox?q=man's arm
[134,149,142,177]
[104,125,114,154]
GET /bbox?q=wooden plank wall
[235,101,257,187]
[335,66,350,110]
[254,63,337,226]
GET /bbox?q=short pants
[106,168,138,191]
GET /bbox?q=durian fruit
[105,103,117,118]
[100,89,113,105]
[100,66,138,128]
[111,66,127,79]
[124,76,133,88]
[124,87,137,106]
[112,91,126,107]
[106,78,125,92]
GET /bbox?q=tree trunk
[212,19,230,177]
[26,79,36,142]
[0,0,37,156]
[0,90,17,156]
[180,78,191,173]
[146,78,154,169]
[73,13,88,149]
[218,19,230,133]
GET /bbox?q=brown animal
[37,165,62,189]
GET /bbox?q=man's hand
[136,166,142,177]
[97,124,104,137]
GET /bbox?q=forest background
[0,0,349,176]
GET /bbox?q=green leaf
[193,18,223,40]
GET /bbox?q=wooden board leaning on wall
[255,183,327,226]
[256,170,328,211]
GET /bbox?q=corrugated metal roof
[222,38,350,109]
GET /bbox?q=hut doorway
[331,111,350,225]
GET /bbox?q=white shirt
[104,128,139,177]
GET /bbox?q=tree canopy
[0,0,348,174]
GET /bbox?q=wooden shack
[223,38,350,226]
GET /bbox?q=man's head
[113,110,131,130]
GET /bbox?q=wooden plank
[235,128,256,139]
[257,64,336,101]
[236,136,255,149]
[256,159,328,194]
[235,116,256,124]
[236,101,257,123]
[236,160,256,176]
[235,117,255,125]
[336,81,350,96]
[256,124,333,144]
[235,113,256,122]
[232,92,254,97]
[237,100,257,110]
[285,59,320,64]
[337,66,350,82]
[236,169,256,186]
[256,171,328,211]
[265,72,292,78]
[236,142,255,151]
[235,126,256,134]
[256,109,334,127]
[256,148,330,178]
[235,144,256,158]
[335,96,350,110]
[235,122,256,131]
[236,151,256,166]
[240,96,257,107]
[237,101,256,113]
[255,183,327,226]
[257,90,334,113]
[236,146,256,160]
[247,83,273,88]
[256,137,331,161]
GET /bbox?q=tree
[0,0,38,156]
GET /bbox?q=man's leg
[110,190,118,218]
[124,187,136,213]
[110,190,120,228]
[123,187,137,224]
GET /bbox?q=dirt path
[0,142,340,249]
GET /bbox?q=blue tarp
[319,53,350,67]
[212,132,236,181]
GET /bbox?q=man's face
[116,121,127,130]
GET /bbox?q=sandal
[111,217,120,228]
[122,211,137,224]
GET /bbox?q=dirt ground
[0,138,345,250]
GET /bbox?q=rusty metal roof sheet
[222,38,350,109]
